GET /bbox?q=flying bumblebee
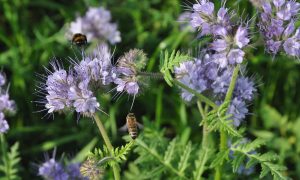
[71,33,87,47]
[126,113,138,139]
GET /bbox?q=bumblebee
[71,33,87,47]
[126,113,138,139]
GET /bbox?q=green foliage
[87,141,135,168]
[202,101,242,137]
[0,141,21,180]
[230,139,287,180]
[159,50,190,86]
[125,126,213,180]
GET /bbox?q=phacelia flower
[177,12,196,32]
[0,72,16,134]
[190,1,250,67]
[67,7,121,44]
[258,0,300,57]
[175,52,256,127]
[80,158,104,180]
[38,158,69,180]
[0,113,9,133]
[115,49,148,96]
[38,154,87,180]
[74,44,117,85]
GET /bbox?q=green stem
[216,65,240,180]
[197,101,209,149]
[94,114,120,180]
[0,134,9,178]
[174,79,218,109]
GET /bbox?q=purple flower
[114,49,148,96]
[0,74,6,87]
[67,7,121,44]
[45,67,73,113]
[175,52,256,127]
[0,113,9,133]
[266,40,282,54]
[66,163,87,179]
[259,0,300,57]
[68,80,99,115]
[283,38,300,56]
[189,1,249,67]
[235,26,250,48]
[38,158,69,180]
[74,44,116,85]
[211,39,228,52]
[228,98,248,127]
[234,77,256,101]
[227,49,245,65]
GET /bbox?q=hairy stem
[137,71,165,79]
[197,101,209,149]
[0,134,9,178]
[215,65,240,180]
[197,101,210,180]
[174,79,218,109]
[94,114,120,180]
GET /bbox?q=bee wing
[119,123,128,132]
[137,122,143,129]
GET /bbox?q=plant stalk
[94,114,120,180]
[174,79,218,109]
[215,65,240,180]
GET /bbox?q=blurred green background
[0,0,300,179]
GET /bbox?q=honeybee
[71,33,87,47]
[126,113,138,139]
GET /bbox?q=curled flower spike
[190,0,250,67]
[74,44,117,86]
[80,158,104,180]
[175,52,257,127]
[40,60,101,117]
[0,113,9,133]
[0,71,16,134]
[67,7,121,44]
[115,49,148,96]
[258,0,300,57]
[38,158,70,180]
[38,151,87,180]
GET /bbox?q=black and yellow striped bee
[126,113,138,139]
[71,33,87,47]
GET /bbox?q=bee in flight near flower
[71,33,87,47]
[126,113,138,139]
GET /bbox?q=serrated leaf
[163,138,177,164]
[178,142,192,174]
[193,148,210,180]
[210,150,229,168]
[232,154,245,172]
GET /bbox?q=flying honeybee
[71,33,87,47]
[126,113,138,139]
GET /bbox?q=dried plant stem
[94,114,120,180]
[215,65,240,180]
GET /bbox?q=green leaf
[177,142,192,174]
[159,50,190,86]
[210,150,229,168]
[193,148,210,180]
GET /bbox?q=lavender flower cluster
[0,73,16,133]
[258,0,300,57]
[190,0,250,67]
[38,158,87,180]
[41,45,146,116]
[175,54,256,127]
[67,7,121,44]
